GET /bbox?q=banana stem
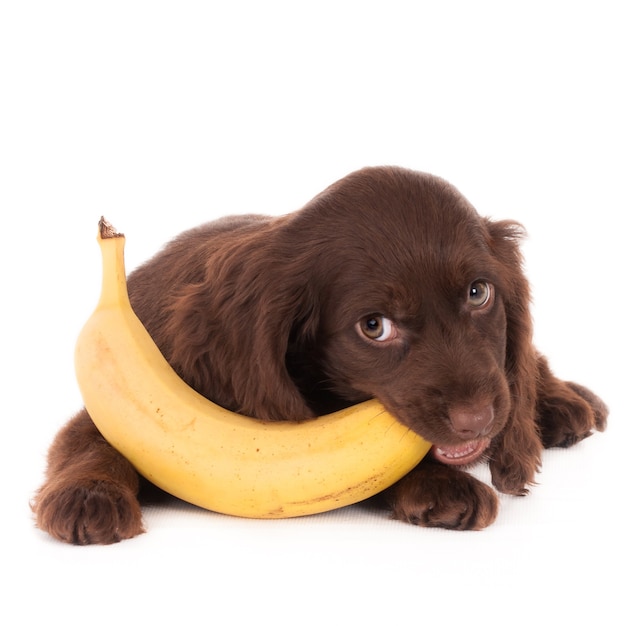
[98,216,123,240]
[97,217,130,310]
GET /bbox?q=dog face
[284,168,524,464]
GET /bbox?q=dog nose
[449,404,495,439]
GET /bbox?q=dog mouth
[431,438,491,466]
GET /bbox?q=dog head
[283,166,531,464]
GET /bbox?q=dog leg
[535,355,608,449]
[380,461,499,530]
[32,409,144,545]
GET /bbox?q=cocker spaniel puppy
[33,166,608,543]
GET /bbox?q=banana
[74,217,431,519]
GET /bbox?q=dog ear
[164,253,320,422]
[485,218,543,490]
[232,266,322,421]
[485,218,534,374]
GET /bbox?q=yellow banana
[74,217,431,519]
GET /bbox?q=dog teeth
[433,439,490,466]
[436,444,474,459]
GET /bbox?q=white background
[2,1,624,624]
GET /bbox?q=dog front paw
[538,381,608,449]
[33,478,144,545]
[489,456,534,496]
[383,463,499,530]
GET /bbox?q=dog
[33,166,608,543]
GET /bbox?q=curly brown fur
[32,166,608,542]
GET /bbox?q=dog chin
[430,438,491,466]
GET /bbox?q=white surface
[2,1,624,624]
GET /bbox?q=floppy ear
[231,267,322,421]
[485,220,533,369]
[164,252,320,422]
[485,219,543,493]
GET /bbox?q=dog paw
[32,479,144,545]
[489,456,534,496]
[538,381,608,449]
[384,464,499,530]
[566,382,608,432]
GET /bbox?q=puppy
[33,166,608,543]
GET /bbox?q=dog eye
[467,281,492,308]
[357,315,397,342]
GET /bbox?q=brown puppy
[33,166,608,543]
